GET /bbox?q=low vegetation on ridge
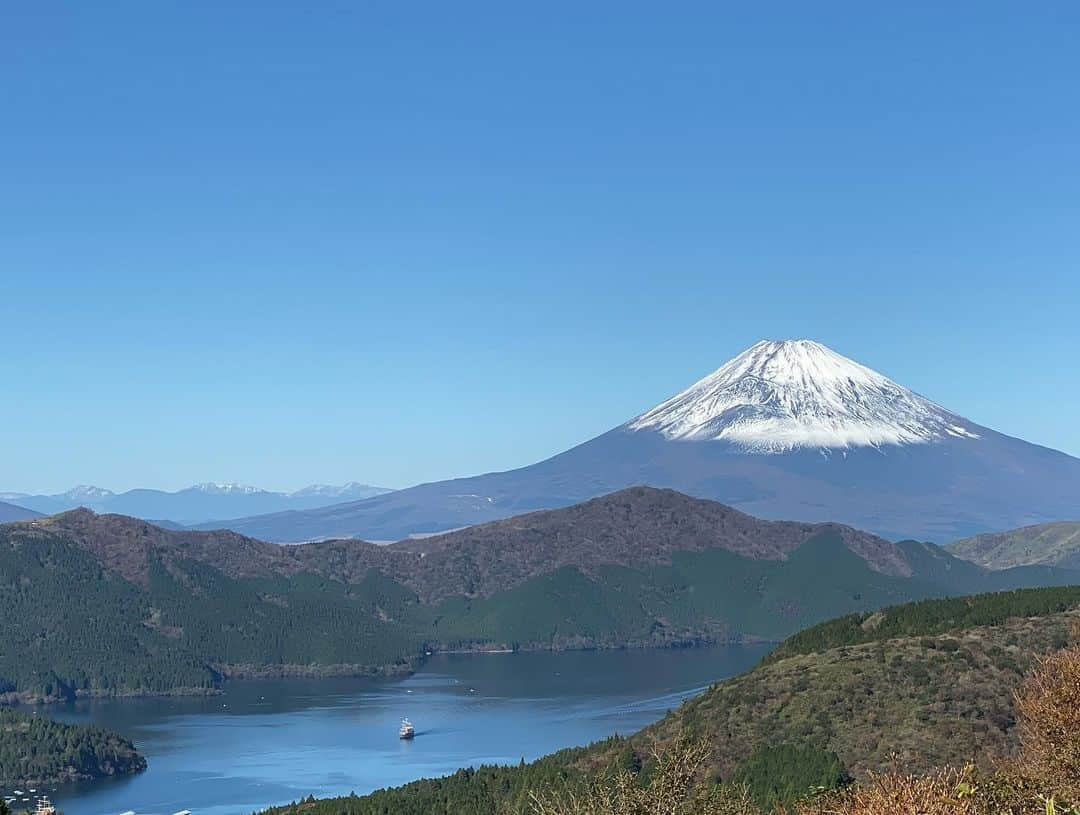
[763,584,1080,663]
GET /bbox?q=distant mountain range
[0,500,40,522]
[3,487,1077,703]
[0,482,393,524]
[950,521,1080,570]
[202,339,1080,543]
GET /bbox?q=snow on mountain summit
[627,339,979,452]
[189,482,265,494]
[63,485,115,500]
[289,482,391,498]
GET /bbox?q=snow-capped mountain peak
[289,482,394,499]
[62,485,115,500]
[189,482,265,495]
[627,339,979,452]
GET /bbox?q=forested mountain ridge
[3,489,1079,703]
[26,487,911,600]
[389,487,914,600]
[0,519,418,702]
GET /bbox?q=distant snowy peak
[62,485,115,500]
[627,339,979,453]
[290,482,391,499]
[189,482,265,495]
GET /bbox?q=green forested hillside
[423,534,937,649]
[3,491,1078,701]
[0,525,992,701]
[262,585,1080,815]
[0,529,218,700]
[0,709,145,786]
[0,527,422,700]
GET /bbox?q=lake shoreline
[4,635,777,709]
[46,644,774,815]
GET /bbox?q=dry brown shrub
[790,765,983,815]
[796,642,1080,815]
[529,736,761,815]
[531,642,1080,815]
[1012,643,1080,800]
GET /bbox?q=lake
[30,645,769,815]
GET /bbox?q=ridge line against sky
[2,2,1078,493]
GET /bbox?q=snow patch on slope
[627,339,979,453]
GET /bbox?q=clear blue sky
[2,2,1078,494]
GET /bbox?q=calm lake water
[25,645,769,815]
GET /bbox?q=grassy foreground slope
[262,585,1080,815]
[637,609,1075,779]
[633,587,1080,780]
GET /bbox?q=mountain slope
[636,590,1080,779]
[388,487,914,601]
[0,485,118,516]
[0,512,419,702]
[0,500,39,522]
[209,340,1080,543]
[950,521,1080,570]
[3,489,1078,703]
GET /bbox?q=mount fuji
[627,340,981,451]
[207,340,1080,543]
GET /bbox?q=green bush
[729,744,851,808]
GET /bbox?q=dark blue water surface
[25,645,768,815]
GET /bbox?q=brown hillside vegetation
[391,487,911,601]
[535,637,1080,814]
[952,521,1080,571]
[627,611,1079,781]
[16,487,907,602]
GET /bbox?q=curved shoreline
[1,634,773,708]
